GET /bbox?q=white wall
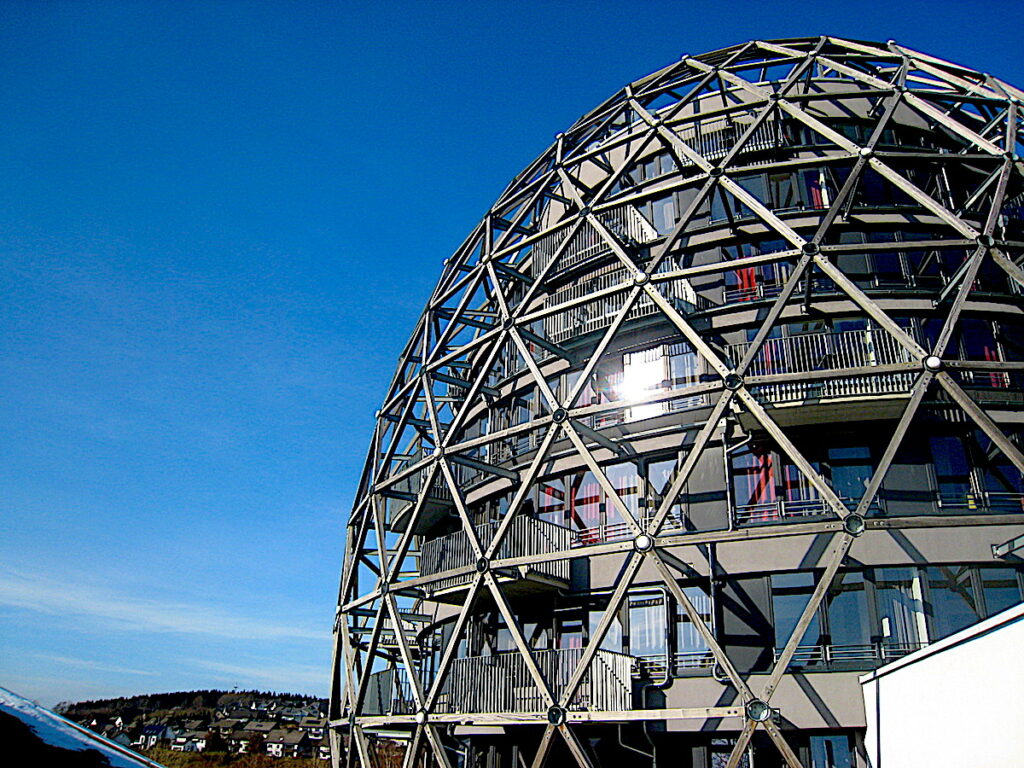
[860,603,1024,768]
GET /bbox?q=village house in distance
[61,690,332,761]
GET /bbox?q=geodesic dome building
[330,36,1024,768]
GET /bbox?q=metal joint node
[745,699,772,722]
[843,514,867,537]
[414,710,428,725]
[802,242,820,256]
[475,557,489,573]
[633,533,654,552]
[859,147,873,159]
[551,407,569,424]
[709,166,724,178]
[923,355,943,372]
[633,271,650,286]
[547,706,567,726]
[978,234,995,247]
[724,373,743,391]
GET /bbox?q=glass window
[650,195,676,234]
[930,435,972,504]
[648,457,682,525]
[732,443,777,508]
[621,345,667,422]
[875,567,925,652]
[523,621,551,651]
[974,431,1024,501]
[536,478,566,526]
[556,613,583,649]
[926,565,981,639]
[980,567,1023,616]
[771,572,821,650]
[810,734,853,768]
[736,173,767,218]
[568,470,602,542]
[828,445,872,505]
[674,584,712,667]
[628,591,667,659]
[868,231,904,285]
[768,172,804,210]
[587,608,623,652]
[731,443,820,520]
[607,461,640,526]
[710,739,750,768]
[495,625,514,653]
[804,168,831,209]
[826,571,872,648]
[668,343,700,388]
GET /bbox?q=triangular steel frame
[331,36,1024,768]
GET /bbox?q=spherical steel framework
[330,37,1024,768]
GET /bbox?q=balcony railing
[727,328,917,404]
[734,491,1024,526]
[419,516,573,594]
[532,205,658,277]
[573,511,686,547]
[937,490,1024,513]
[734,497,839,525]
[774,641,926,669]
[632,650,717,679]
[444,648,632,714]
[543,260,713,345]
[362,648,633,716]
[362,667,416,717]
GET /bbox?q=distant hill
[56,690,325,720]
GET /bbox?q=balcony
[361,648,633,716]
[633,650,716,680]
[532,205,658,278]
[774,641,926,670]
[728,328,917,409]
[573,511,686,548]
[733,491,1024,527]
[419,516,573,601]
[543,261,714,345]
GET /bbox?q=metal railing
[532,205,658,277]
[362,667,417,716]
[774,641,927,669]
[733,497,840,525]
[728,328,917,404]
[442,648,633,713]
[672,118,783,167]
[735,490,1024,525]
[573,511,686,547]
[937,490,1024,513]
[543,261,713,345]
[362,647,634,715]
[419,516,573,594]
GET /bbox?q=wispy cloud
[190,659,328,692]
[29,654,157,677]
[0,567,323,642]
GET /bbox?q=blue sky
[1,0,1022,707]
